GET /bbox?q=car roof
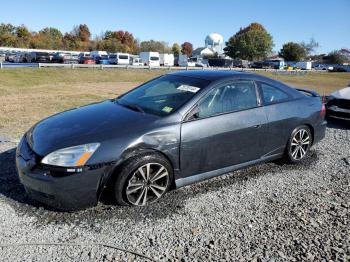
[169,70,303,97]
[169,70,251,81]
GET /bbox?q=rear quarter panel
[262,96,322,156]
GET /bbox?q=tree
[224,22,273,61]
[0,23,17,47]
[140,40,170,53]
[72,24,91,42]
[62,33,81,50]
[35,27,63,49]
[181,42,193,57]
[300,38,319,57]
[172,43,181,56]
[324,50,348,64]
[15,25,31,47]
[279,42,306,61]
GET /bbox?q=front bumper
[16,138,110,211]
[327,105,350,121]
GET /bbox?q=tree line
[0,23,193,56]
[0,22,348,64]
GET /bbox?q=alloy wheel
[126,163,169,206]
[290,129,311,160]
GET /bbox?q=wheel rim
[126,163,169,206]
[290,129,310,160]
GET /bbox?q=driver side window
[198,80,257,118]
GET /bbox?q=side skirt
[175,153,282,188]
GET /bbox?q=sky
[1,0,349,54]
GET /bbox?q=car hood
[331,87,350,100]
[27,100,158,156]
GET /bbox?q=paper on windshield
[177,85,200,93]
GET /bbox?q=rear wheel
[114,153,173,206]
[284,125,312,163]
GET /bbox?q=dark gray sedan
[16,71,327,210]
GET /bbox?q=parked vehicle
[79,56,96,64]
[139,52,160,66]
[329,66,348,72]
[131,57,143,66]
[232,59,250,68]
[109,53,130,65]
[178,54,195,67]
[13,53,26,63]
[326,86,350,121]
[295,61,312,70]
[90,51,108,59]
[159,53,174,66]
[313,64,333,71]
[79,52,90,58]
[95,55,110,64]
[0,53,5,62]
[27,52,51,63]
[16,71,326,210]
[52,52,79,64]
[5,52,17,62]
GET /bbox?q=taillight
[320,103,326,118]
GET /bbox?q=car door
[179,79,269,179]
[257,81,299,156]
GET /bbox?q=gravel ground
[0,122,349,261]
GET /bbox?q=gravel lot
[0,121,349,261]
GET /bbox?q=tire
[113,153,173,206]
[283,125,313,164]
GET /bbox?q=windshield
[118,75,210,116]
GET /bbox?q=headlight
[41,143,100,167]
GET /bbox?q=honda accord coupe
[16,71,327,210]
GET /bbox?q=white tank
[205,33,224,45]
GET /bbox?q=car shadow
[0,145,321,227]
[326,118,350,130]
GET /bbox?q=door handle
[253,124,262,128]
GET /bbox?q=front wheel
[284,125,312,163]
[114,153,173,206]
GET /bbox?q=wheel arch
[98,147,176,198]
[303,123,315,145]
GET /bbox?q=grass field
[0,68,349,139]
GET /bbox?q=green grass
[0,68,349,138]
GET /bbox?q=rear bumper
[313,120,327,144]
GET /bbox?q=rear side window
[259,82,289,104]
[119,55,129,59]
[198,80,257,118]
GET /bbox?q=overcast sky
[1,0,349,53]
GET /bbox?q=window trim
[257,81,292,106]
[183,79,261,122]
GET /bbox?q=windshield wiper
[124,104,145,113]
[116,100,145,113]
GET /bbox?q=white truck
[139,52,160,66]
[159,53,174,66]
